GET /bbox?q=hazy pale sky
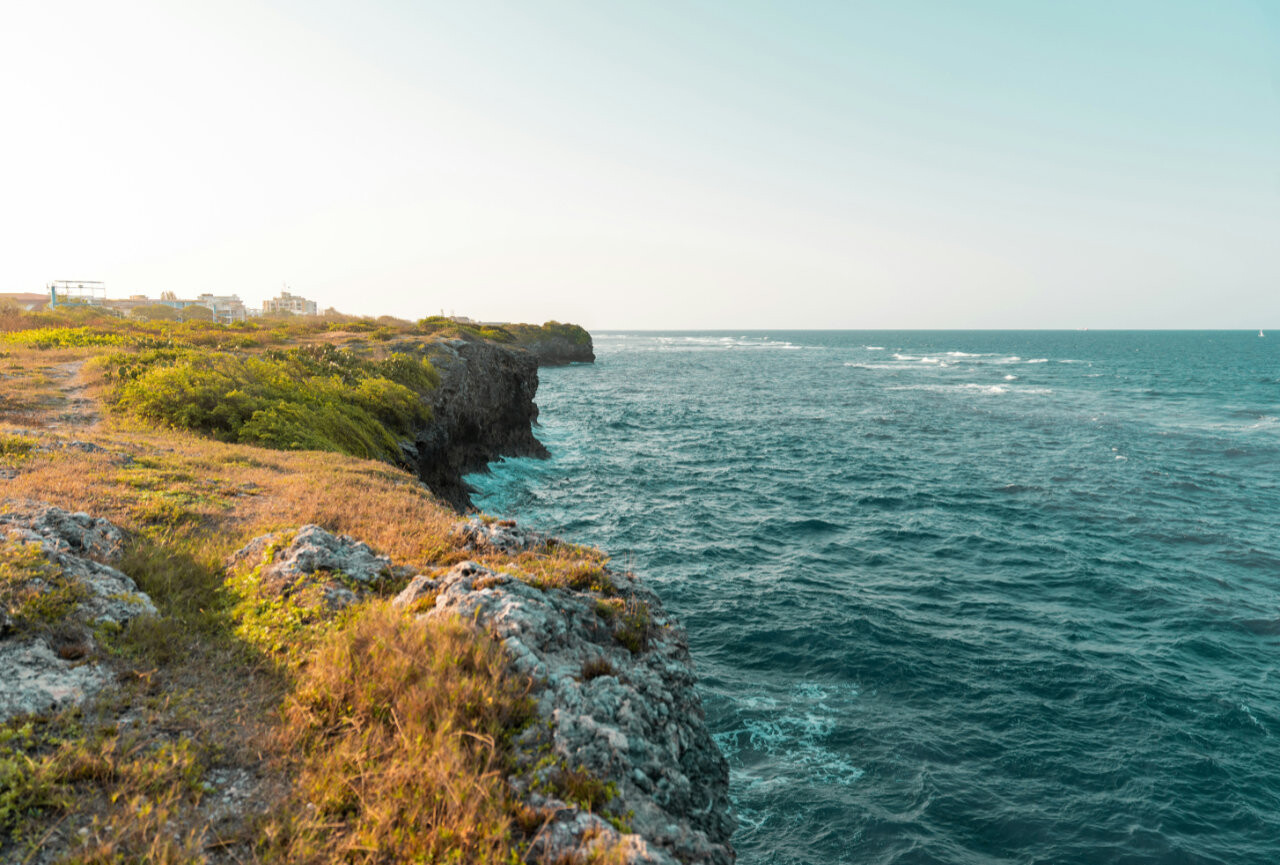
[2,0,1277,328]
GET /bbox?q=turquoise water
[467,331,1280,865]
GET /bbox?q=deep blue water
[467,331,1280,865]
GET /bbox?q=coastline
[0,314,733,863]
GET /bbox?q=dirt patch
[48,361,102,431]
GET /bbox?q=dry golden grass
[0,316,616,863]
[260,605,535,864]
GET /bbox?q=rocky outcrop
[512,329,596,366]
[227,524,401,610]
[395,555,735,864]
[0,503,156,721]
[406,338,550,510]
[230,521,735,863]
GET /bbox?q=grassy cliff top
[0,307,587,466]
[0,306,628,864]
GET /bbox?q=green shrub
[508,321,592,347]
[0,327,129,349]
[0,434,38,458]
[104,346,438,464]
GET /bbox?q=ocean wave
[478,330,1280,865]
[714,680,866,796]
[645,335,803,351]
[885,383,1053,396]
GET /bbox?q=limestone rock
[0,638,112,721]
[0,503,155,721]
[228,524,393,609]
[459,517,543,554]
[0,502,125,560]
[399,558,735,864]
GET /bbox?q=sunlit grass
[0,307,615,862]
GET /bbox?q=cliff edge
[0,311,731,863]
[403,337,549,510]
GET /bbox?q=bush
[104,347,438,464]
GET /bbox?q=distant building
[0,292,53,311]
[262,290,317,316]
[97,291,247,323]
[196,294,247,323]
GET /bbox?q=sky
[1,0,1277,329]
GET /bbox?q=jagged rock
[0,502,124,560]
[459,516,543,554]
[0,639,112,721]
[228,524,393,608]
[398,558,735,865]
[0,504,155,721]
[411,339,550,511]
[393,573,442,609]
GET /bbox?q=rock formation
[227,524,400,610]
[230,521,736,864]
[0,504,156,721]
[398,559,736,864]
[406,338,550,510]
[513,328,596,366]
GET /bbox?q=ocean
[466,331,1280,865]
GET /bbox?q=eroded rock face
[395,559,735,865]
[458,516,544,555]
[230,519,735,863]
[0,503,156,721]
[517,334,596,367]
[228,524,395,609]
[408,339,550,511]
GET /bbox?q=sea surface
[466,331,1280,865]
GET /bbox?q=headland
[0,305,730,864]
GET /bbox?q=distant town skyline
[2,1,1277,329]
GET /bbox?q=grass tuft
[260,603,536,864]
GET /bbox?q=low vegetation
[100,345,439,463]
[0,306,616,863]
[260,605,536,863]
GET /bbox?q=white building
[262,290,317,316]
[196,294,247,323]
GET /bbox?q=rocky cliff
[233,520,736,864]
[405,337,550,510]
[510,323,597,366]
[0,320,734,863]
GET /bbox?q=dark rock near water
[517,332,596,366]
[409,338,550,510]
